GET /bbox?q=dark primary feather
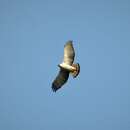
[52,68,69,92]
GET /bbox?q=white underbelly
[59,63,76,71]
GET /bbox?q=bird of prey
[52,40,80,92]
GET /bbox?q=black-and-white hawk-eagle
[52,40,80,92]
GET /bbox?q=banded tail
[71,63,80,78]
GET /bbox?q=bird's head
[58,64,61,68]
[58,63,64,69]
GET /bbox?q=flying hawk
[52,40,80,92]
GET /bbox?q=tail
[71,63,80,78]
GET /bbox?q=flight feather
[63,40,75,65]
[52,69,69,92]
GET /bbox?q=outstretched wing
[63,40,75,65]
[52,68,69,92]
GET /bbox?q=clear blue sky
[0,0,130,130]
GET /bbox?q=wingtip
[67,40,73,43]
[52,88,56,92]
[51,83,58,92]
[65,40,73,46]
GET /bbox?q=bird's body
[52,41,80,92]
[58,62,76,72]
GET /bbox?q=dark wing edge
[52,68,69,92]
[63,40,75,65]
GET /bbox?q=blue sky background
[0,0,130,130]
